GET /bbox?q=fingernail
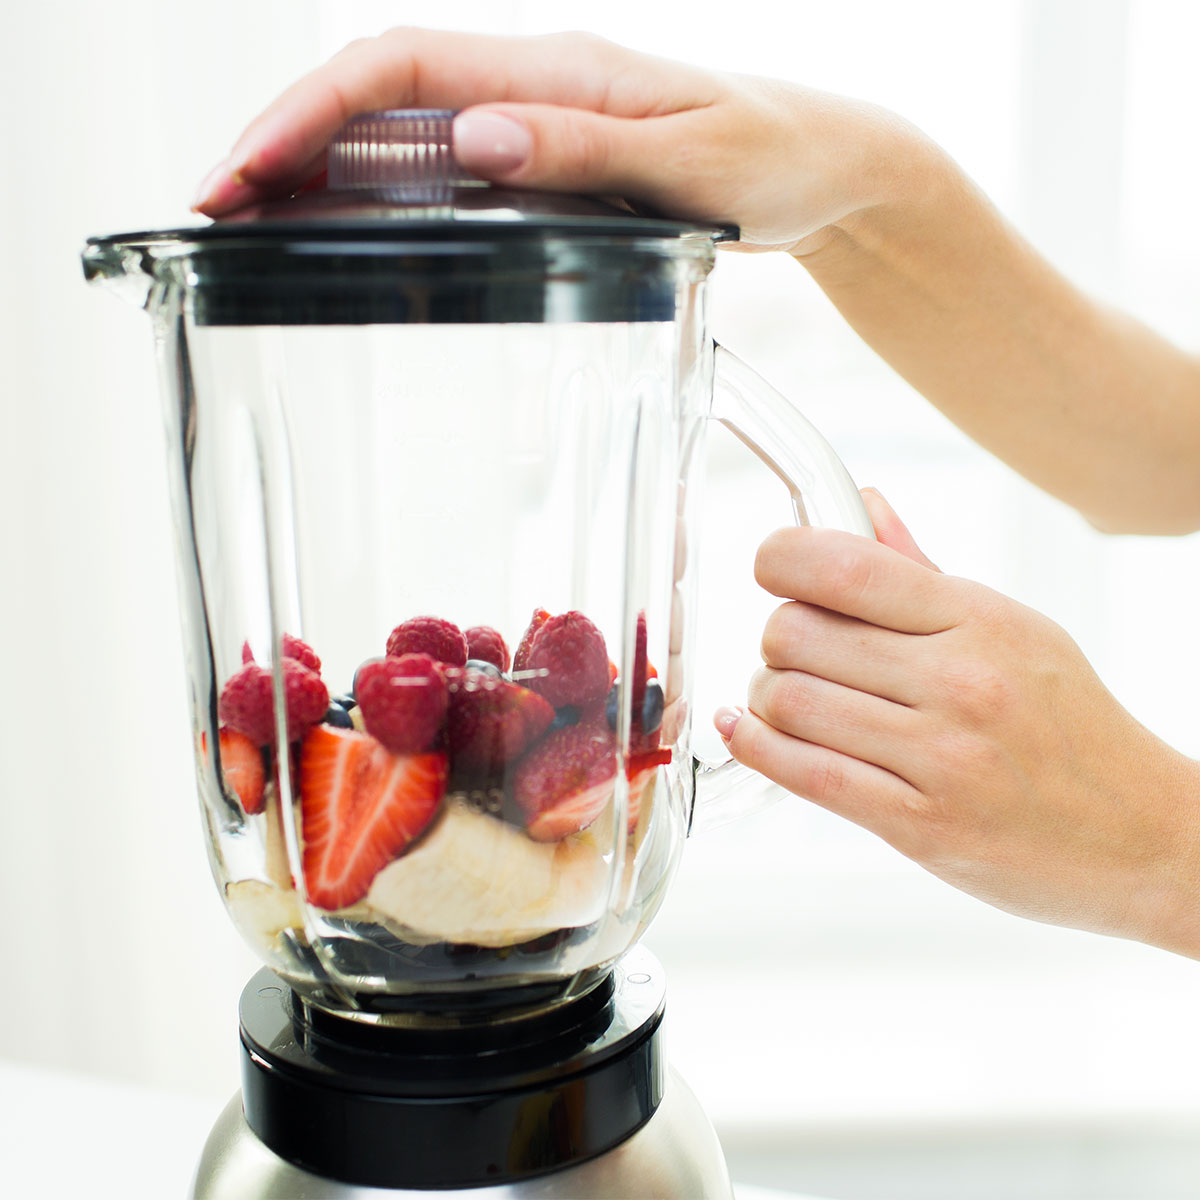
[453,111,532,174]
[190,160,258,215]
[713,706,743,742]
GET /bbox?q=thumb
[453,103,667,200]
[860,488,941,572]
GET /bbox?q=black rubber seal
[238,961,666,1189]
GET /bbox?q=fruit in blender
[512,707,618,841]
[444,666,556,777]
[298,724,448,909]
[365,799,607,947]
[464,624,510,672]
[219,659,329,745]
[523,610,611,707]
[511,606,551,674]
[385,615,469,666]
[209,727,266,814]
[355,653,449,754]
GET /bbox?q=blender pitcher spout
[688,344,875,835]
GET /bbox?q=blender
[82,110,872,1197]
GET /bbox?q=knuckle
[751,668,813,730]
[760,602,804,664]
[753,527,806,593]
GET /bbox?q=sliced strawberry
[299,725,447,909]
[205,727,267,815]
[511,606,551,676]
[625,746,671,832]
[512,709,617,842]
[444,666,555,778]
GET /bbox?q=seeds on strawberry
[464,625,510,673]
[355,654,448,754]
[385,616,469,666]
[218,659,330,746]
[444,666,555,778]
[205,727,267,814]
[299,724,447,910]
[523,611,611,708]
[512,607,551,675]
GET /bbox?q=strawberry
[524,611,611,708]
[512,708,617,841]
[219,659,329,746]
[464,625,510,673]
[443,666,555,778]
[204,727,267,815]
[299,724,447,910]
[511,607,551,676]
[625,746,671,832]
[355,654,448,754]
[385,616,469,666]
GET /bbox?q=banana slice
[365,799,608,947]
[225,878,304,954]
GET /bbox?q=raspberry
[281,632,321,674]
[385,616,469,666]
[464,625,510,673]
[238,633,321,674]
[219,660,330,746]
[512,607,551,676]
[356,654,449,754]
[524,611,611,707]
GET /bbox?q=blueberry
[333,692,357,712]
[605,683,620,730]
[549,705,581,732]
[465,658,504,680]
[323,701,354,729]
[641,680,664,734]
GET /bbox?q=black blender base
[190,947,734,1198]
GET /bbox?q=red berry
[625,746,671,832]
[512,607,551,675]
[386,616,469,666]
[281,632,322,674]
[512,708,617,841]
[299,725,447,909]
[464,625,510,673]
[216,727,266,814]
[524,611,611,708]
[443,666,555,777]
[218,660,330,746]
[355,654,448,754]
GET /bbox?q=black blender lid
[82,110,736,325]
[83,108,736,255]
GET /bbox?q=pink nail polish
[713,706,743,741]
[452,112,532,174]
[191,163,258,216]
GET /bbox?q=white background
[3,2,1200,1197]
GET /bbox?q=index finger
[224,28,715,191]
[755,526,961,635]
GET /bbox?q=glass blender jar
[83,110,872,1196]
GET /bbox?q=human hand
[191,27,926,254]
[716,489,1200,957]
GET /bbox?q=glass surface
[150,269,713,1016]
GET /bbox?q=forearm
[796,133,1200,534]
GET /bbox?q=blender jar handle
[690,343,875,834]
